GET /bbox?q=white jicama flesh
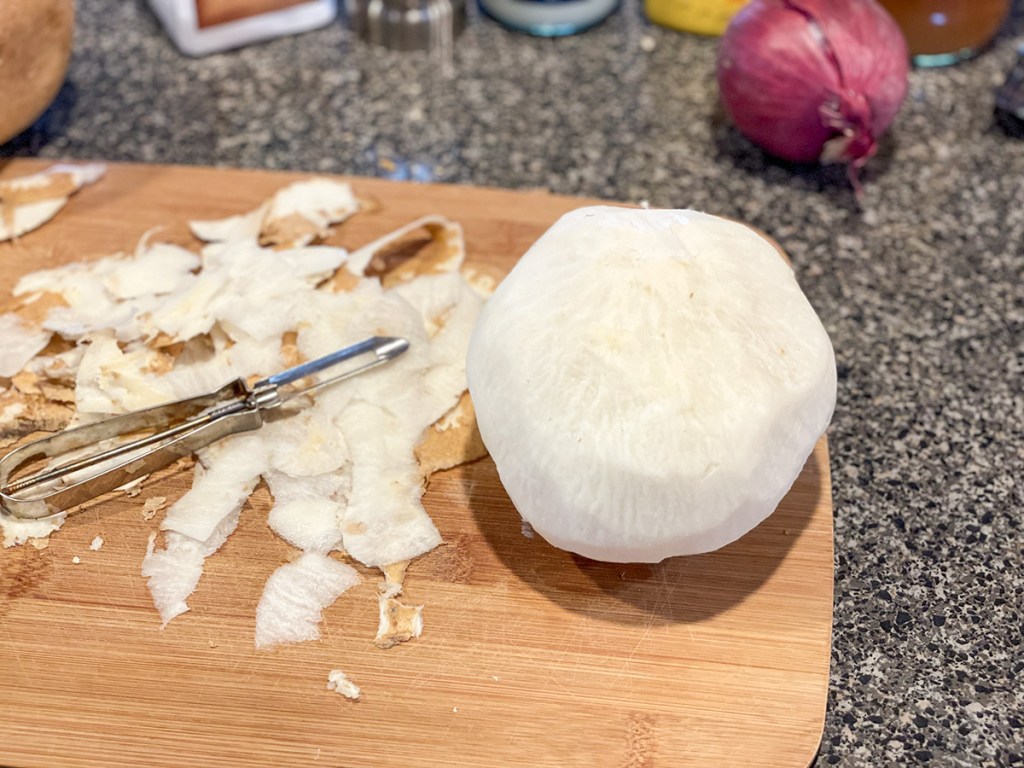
[255,553,360,648]
[466,206,836,563]
[0,511,65,549]
[326,669,361,699]
[142,435,267,625]
[0,313,52,378]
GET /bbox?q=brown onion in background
[0,0,75,145]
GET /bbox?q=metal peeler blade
[0,335,409,521]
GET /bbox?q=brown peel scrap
[0,172,78,207]
[415,391,487,481]
[189,178,358,250]
[2,291,68,325]
[374,560,424,649]
[11,370,41,396]
[375,596,424,649]
[346,215,465,280]
[260,213,326,251]
[381,560,409,598]
[38,382,75,404]
[0,164,106,242]
[1,372,75,438]
[380,220,464,288]
[323,267,361,294]
[258,178,360,249]
[141,496,168,521]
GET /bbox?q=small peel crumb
[374,594,424,649]
[327,669,360,700]
[89,536,103,551]
[71,555,81,564]
[521,520,535,539]
[120,475,147,497]
[141,496,167,521]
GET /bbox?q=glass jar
[877,0,1011,67]
[479,0,619,36]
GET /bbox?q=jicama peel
[466,206,836,563]
[0,163,106,241]
[1,181,487,669]
[255,553,360,648]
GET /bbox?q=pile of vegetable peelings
[0,164,494,693]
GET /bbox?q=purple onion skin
[717,0,909,184]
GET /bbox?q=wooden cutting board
[0,160,833,768]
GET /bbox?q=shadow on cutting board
[465,447,828,627]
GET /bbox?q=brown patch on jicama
[37,382,75,404]
[415,391,488,481]
[460,265,500,298]
[323,266,361,293]
[276,330,320,393]
[11,371,41,396]
[2,291,68,326]
[149,332,181,350]
[381,560,409,593]
[39,336,75,365]
[344,520,367,536]
[426,305,455,339]
[363,237,430,280]
[144,341,184,375]
[144,352,174,376]
[380,221,464,288]
[259,213,323,250]
[280,331,304,369]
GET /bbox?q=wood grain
[0,160,833,768]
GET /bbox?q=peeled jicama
[466,206,836,563]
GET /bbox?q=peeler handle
[0,379,262,520]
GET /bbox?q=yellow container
[644,0,748,35]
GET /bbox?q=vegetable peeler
[0,336,409,521]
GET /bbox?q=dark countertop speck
[4,1,1023,765]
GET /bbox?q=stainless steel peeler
[0,336,409,521]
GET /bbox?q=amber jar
[878,0,1010,66]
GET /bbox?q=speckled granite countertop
[4,1,1023,764]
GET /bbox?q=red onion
[717,0,908,192]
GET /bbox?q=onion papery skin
[717,0,909,185]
